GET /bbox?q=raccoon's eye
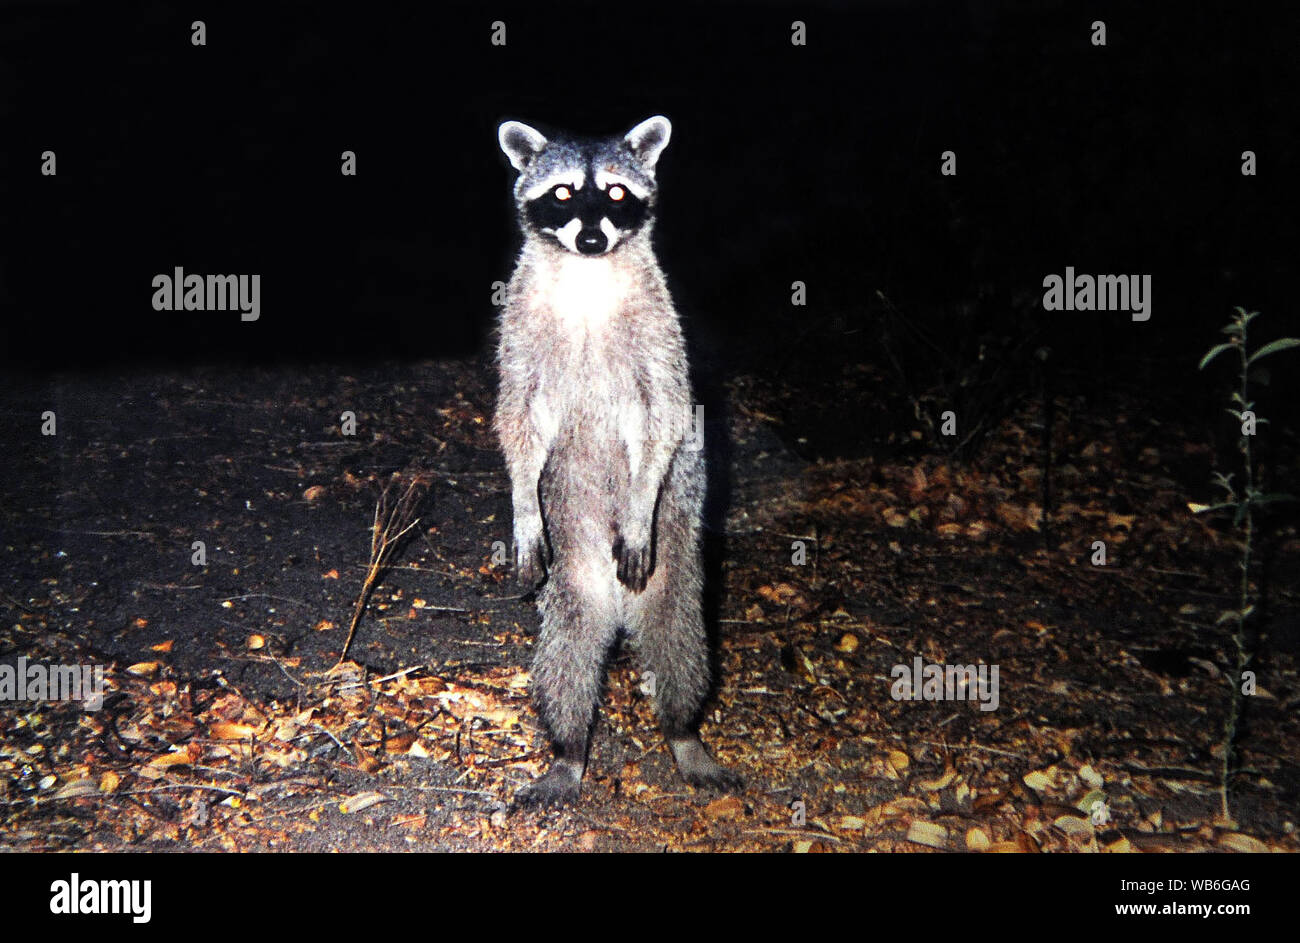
[553,186,572,201]
[607,185,626,202]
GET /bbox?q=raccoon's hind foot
[513,759,583,809]
[668,735,743,792]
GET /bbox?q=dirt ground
[1,355,1297,852]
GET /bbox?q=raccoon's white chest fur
[544,255,629,333]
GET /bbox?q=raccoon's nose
[576,228,607,255]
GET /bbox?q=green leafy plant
[1192,307,1298,825]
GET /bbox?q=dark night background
[1,0,1299,860]
[3,1,1295,399]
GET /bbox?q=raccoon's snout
[576,228,607,255]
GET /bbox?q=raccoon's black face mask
[499,116,672,255]
[525,179,649,255]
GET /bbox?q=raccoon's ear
[625,116,672,171]
[498,121,548,172]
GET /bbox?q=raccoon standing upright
[495,115,740,807]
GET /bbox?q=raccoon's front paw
[513,764,582,809]
[516,543,547,588]
[612,515,655,591]
[514,517,549,588]
[612,535,654,592]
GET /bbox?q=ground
[1,354,1297,852]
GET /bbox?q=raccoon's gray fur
[495,116,739,807]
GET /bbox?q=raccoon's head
[498,116,671,256]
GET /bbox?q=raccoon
[495,116,740,807]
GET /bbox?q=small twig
[267,657,305,691]
[336,665,422,690]
[9,783,252,807]
[0,591,38,614]
[920,739,1027,760]
[122,784,247,799]
[746,827,846,844]
[219,593,312,608]
[400,785,501,799]
[309,723,347,752]
[338,476,428,665]
[47,528,156,538]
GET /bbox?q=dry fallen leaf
[704,795,745,821]
[52,779,99,800]
[210,722,257,740]
[147,744,199,769]
[1218,832,1269,854]
[353,743,383,773]
[874,797,927,819]
[1054,815,1095,837]
[906,820,949,850]
[384,732,416,754]
[916,765,957,791]
[270,720,299,742]
[1023,769,1053,792]
[339,791,387,814]
[1079,765,1104,789]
